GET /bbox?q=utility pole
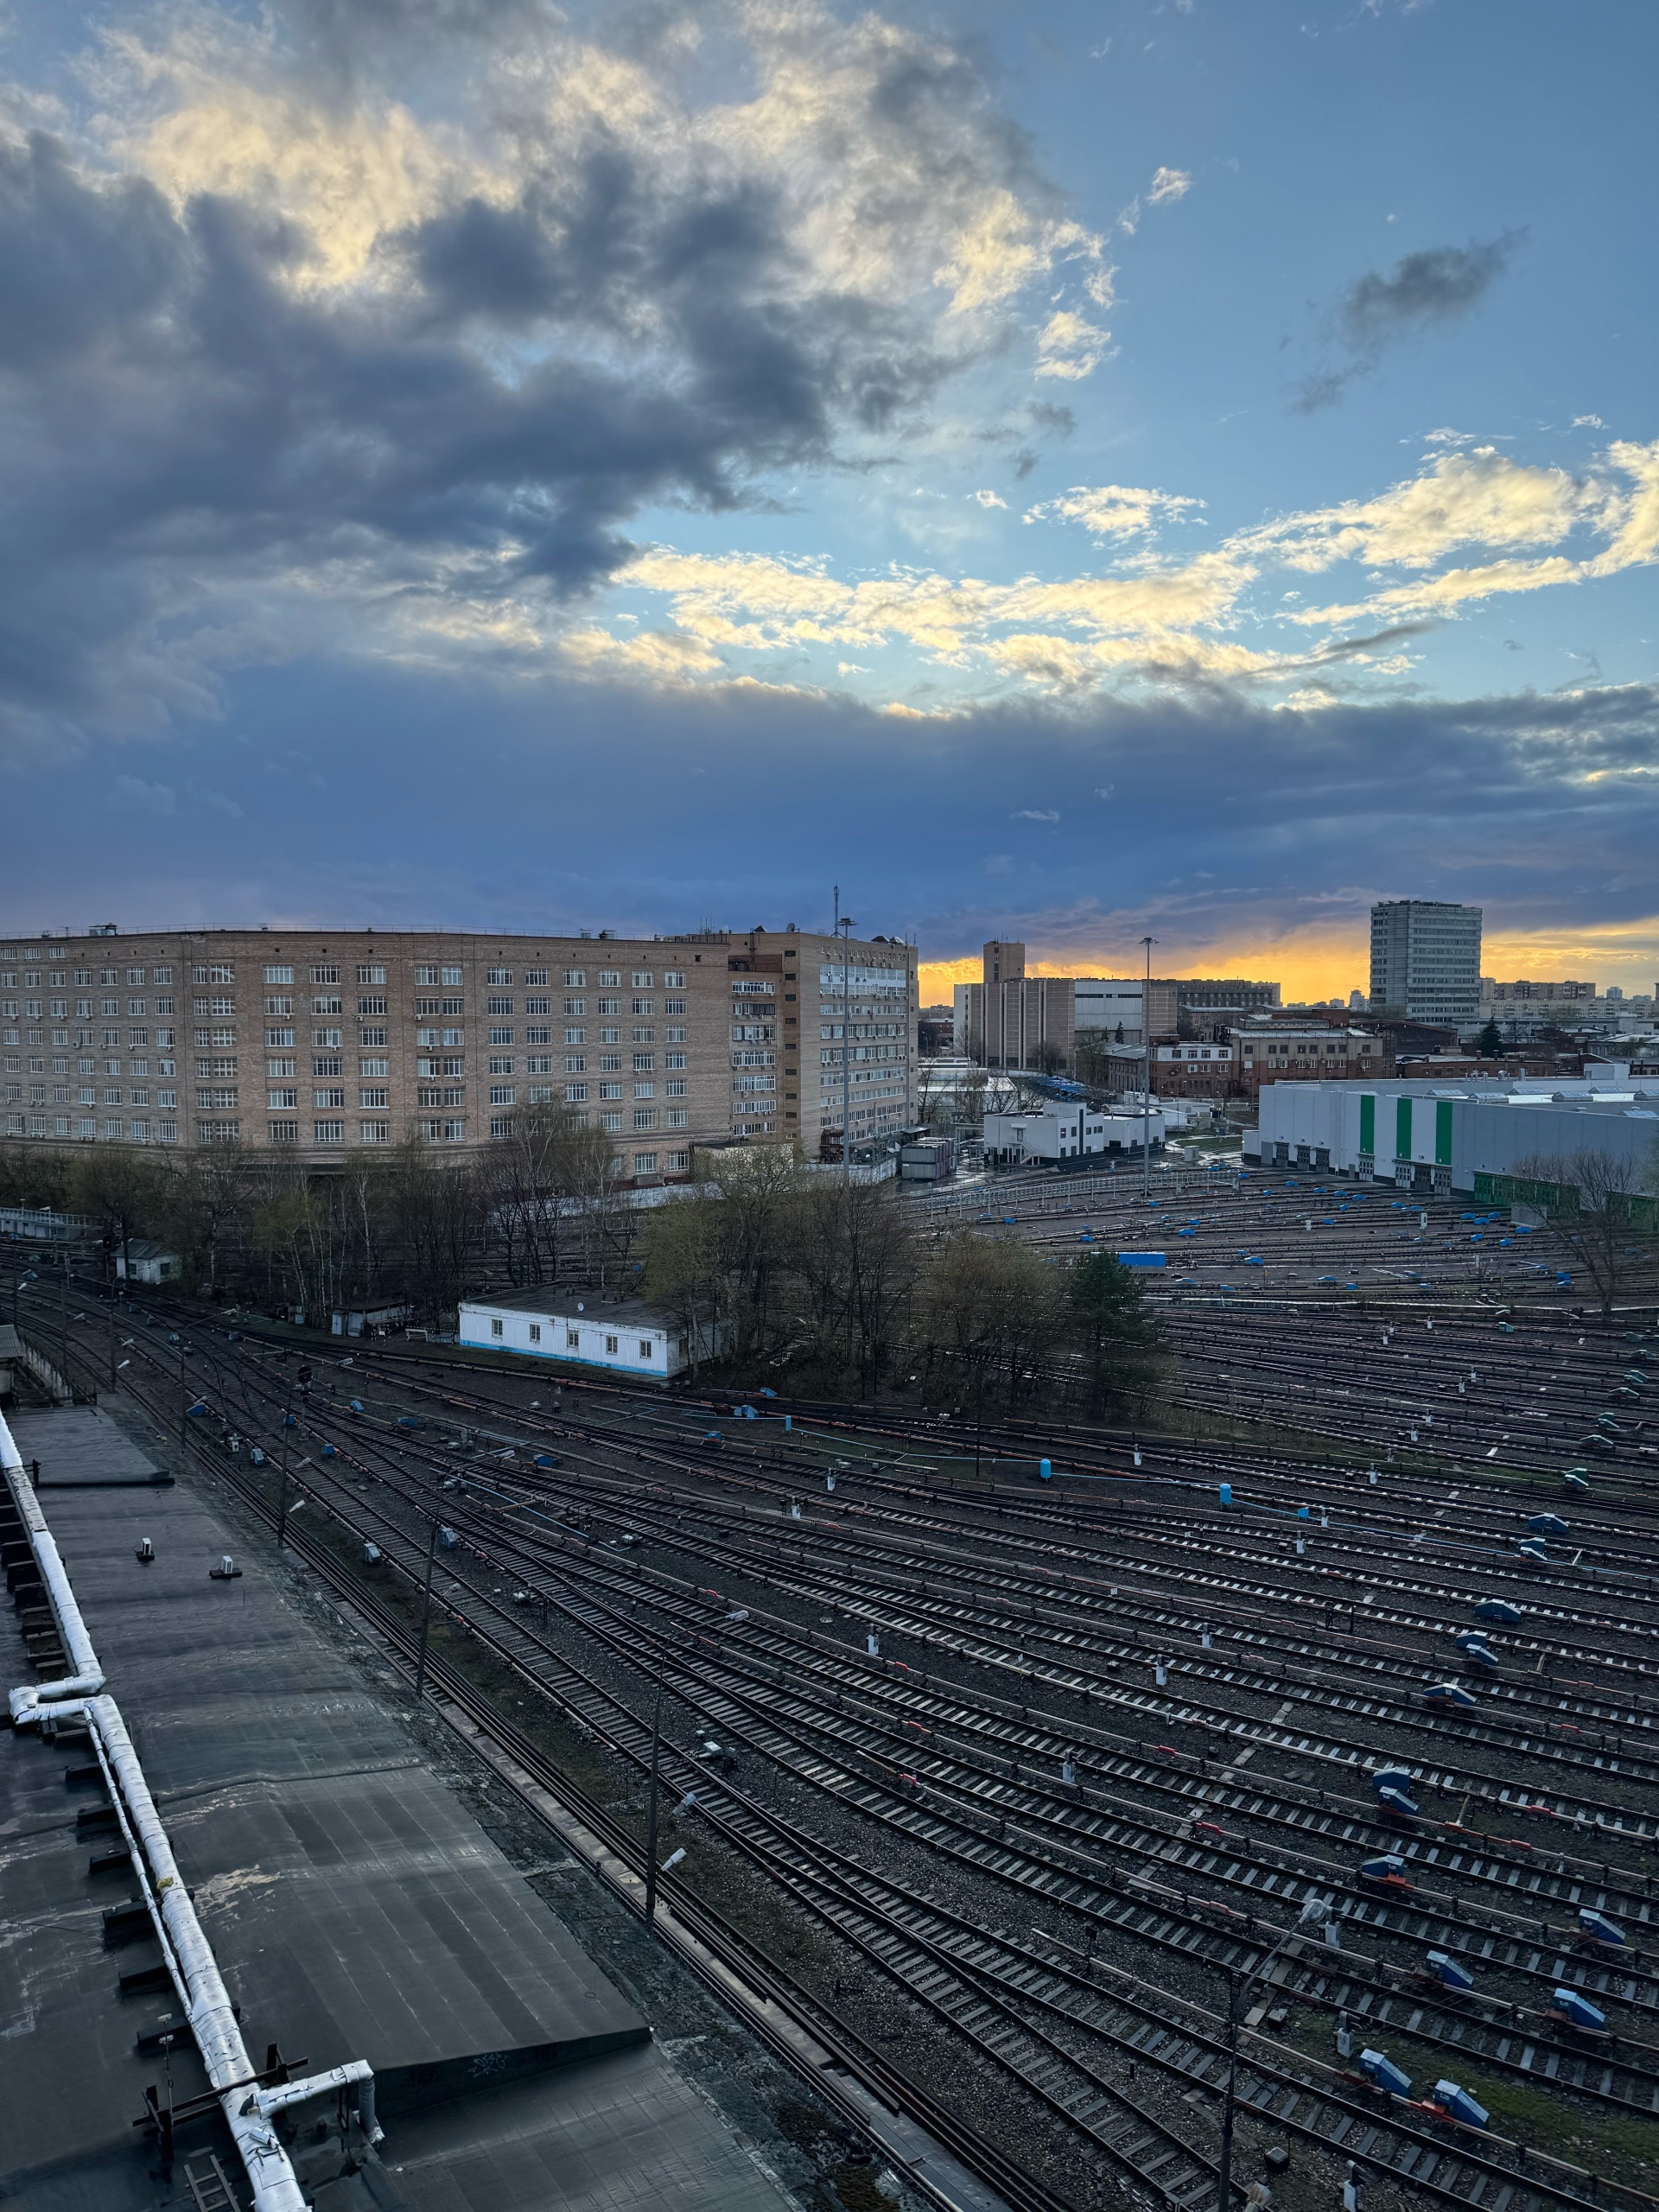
[642,1686,664,1928]
[834,887,855,1185]
[274,1381,296,1550]
[1141,935,1158,1199]
[178,1346,188,1459]
[108,1287,118,1388]
[1217,1966,1240,2212]
[412,1513,441,1704]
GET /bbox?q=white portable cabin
[458,1293,716,1380]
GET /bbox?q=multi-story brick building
[1099,1026,1386,1100]
[0,925,918,1178]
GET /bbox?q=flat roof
[0,1406,788,2212]
[461,1291,682,1331]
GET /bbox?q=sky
[1,0,1656,1003]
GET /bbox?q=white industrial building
[983,1102,1165,1165]
[1248,1070,1659,1194]
[458,1292,716,1379]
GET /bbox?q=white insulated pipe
[1,1408,105,1718]
[3,1410,379,2208]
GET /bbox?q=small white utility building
[458,1292,715,1379]
[983,1103,1164,1165]
[114,1239,181,1285]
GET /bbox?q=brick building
[0,925,918,1178]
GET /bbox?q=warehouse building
[1249,1071,1659,1194]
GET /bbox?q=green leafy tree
[916,1232,1063,1411]
[1477,1017,1503,1058]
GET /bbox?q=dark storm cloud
[10,661,1653,976]
[0,5,1046,758]
[1294,232,1524,411]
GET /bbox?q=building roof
[0,1405,789,2212]
[462,1290,683,1332]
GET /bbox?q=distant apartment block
[0,925,917,1178]
[1481,978,1594,1002]
[1369,900,1483,1025]
[1173,977,1281,1017]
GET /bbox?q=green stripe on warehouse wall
[1395,1096,1413,1160]
[1435,1098,1453,1165]
[1359,1094,1375,1155]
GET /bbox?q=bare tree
[1511,1147,1658,1320]
[158,1141,259,1298]
[67,1145,168,1284]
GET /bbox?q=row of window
[4,1054,173,1079]
[268,1119,392,1145]
[1,965,175,988]
[4,1084,178,1109]
[2,1027,176,1052]
[266,1088,391,1109]
[3,1113,179,1141]
[0,997,176,1020]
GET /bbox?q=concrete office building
[0,925,918,1177]
[1370,900,1483,1025]
[1072,979,1148,1046]
[955,943,1075,1068]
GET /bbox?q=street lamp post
[1217,1897,1332,2211]
[642,1686,665,1928]
[274,1381,296,1550]
[1141,936,1158,1199]
[834,887,856,1185]
[412,1513,442,1705]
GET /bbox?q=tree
[158,1141,257,1297]
[1065,1253,1166,1414]
[477,1101,617,1287]
[1511,1147,1658,1321]
[916,1232,1063,1411]
[1477,1017,1503,1058]
[67,1146,168,1284]
[640,1192,728,1378]
[788,1176,919,1389]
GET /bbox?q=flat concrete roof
[0,1406,790,2212]
[461,1292,682,1331]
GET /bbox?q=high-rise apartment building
[1369,900,1482,1025]
[0,925,918,1177]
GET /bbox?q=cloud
[1296,232,1524,410]
[1011,807,1060,821]
[1036,309,1110,380]
[0,0,1103,760]
[590,430,1659,704]
[1147,167,1192,205]
[108,773,177,815]
[1026,483,1203,536]
[1243,448,1602,573]
[970,489,1008,509]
